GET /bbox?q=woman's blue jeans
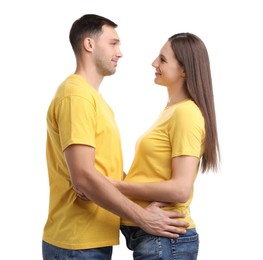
[121,226,199,260]
[42,240,112,259]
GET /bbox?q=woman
[111,33,220,259]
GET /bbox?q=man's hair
[69,14,117,56]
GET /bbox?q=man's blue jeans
[42,240,112,259]
[121,226,199,260]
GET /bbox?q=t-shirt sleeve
[169,106,205,158]
[56,95,96,151]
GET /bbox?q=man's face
[94,25,123,76]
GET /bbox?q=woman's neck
[166,90,189,108]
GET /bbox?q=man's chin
[105,70,116,76]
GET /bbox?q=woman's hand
[73,186,90,201]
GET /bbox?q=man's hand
[139,201,189,238]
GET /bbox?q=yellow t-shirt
[121,99,205,228]
[43,74,123,249]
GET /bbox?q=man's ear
[83,38,94,52]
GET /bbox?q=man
[42,14,188,259]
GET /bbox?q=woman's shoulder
[173,99,202,117]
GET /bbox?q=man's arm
[64,144,189,238]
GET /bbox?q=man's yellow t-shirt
[43,74,123,249]
[121,99,205,228]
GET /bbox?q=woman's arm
[112,156,199,203]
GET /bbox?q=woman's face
[152,41,185,88]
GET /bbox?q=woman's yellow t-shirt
[121,99,205,228]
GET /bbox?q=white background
[0,0,262,259]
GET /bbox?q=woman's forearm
[116,180,191,203]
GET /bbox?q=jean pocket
[176,233,199,244]
[171,231,199,258]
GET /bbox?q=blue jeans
[121,226,199,260]
[42,240,112,259]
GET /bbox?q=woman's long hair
[169,33,220,172]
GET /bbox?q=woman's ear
[181,69,186,78]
